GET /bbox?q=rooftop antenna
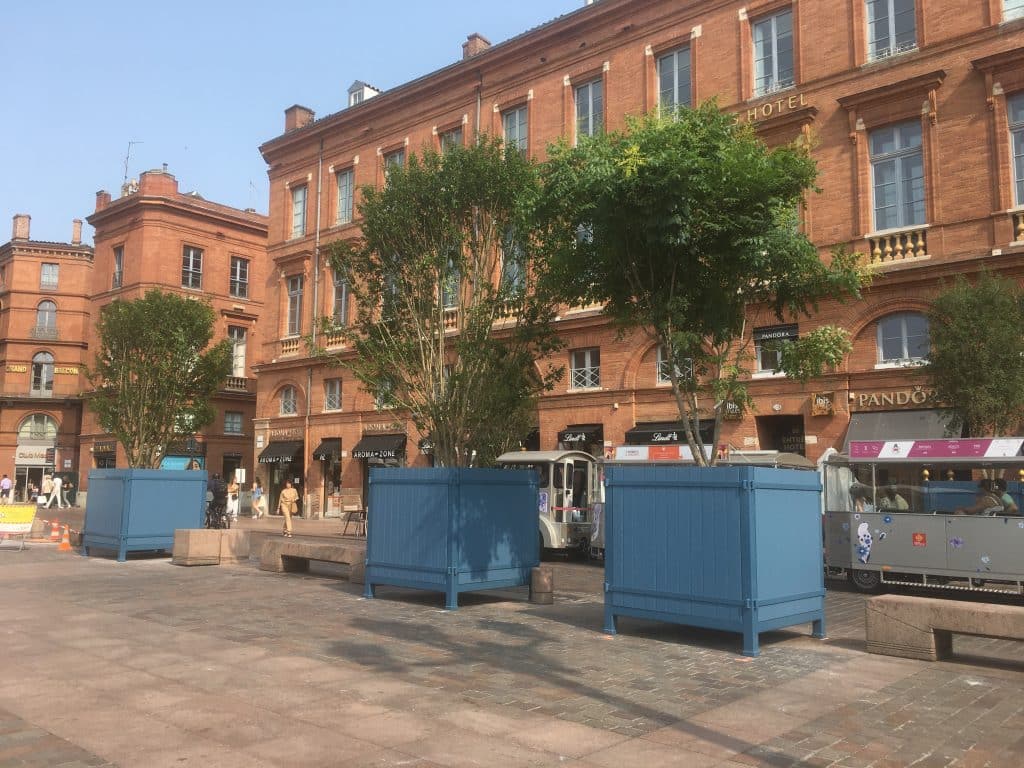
[123,140,143,184]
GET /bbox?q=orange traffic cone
[49,520,61,542]
[58,525,73,552]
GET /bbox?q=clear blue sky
[1,1,584,245]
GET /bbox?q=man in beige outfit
[277,480,299,537]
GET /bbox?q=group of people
[955,478,1021,516]
[207,475,300,537]
[0,473,73,507]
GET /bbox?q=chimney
[285,104,315,132]
[462,33,491,60]
[71,219,83,245]
[95,190,111,212]
[11,214,30,241]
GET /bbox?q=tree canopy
[924,270,1024,437]
[321,135,562,467]
[538,103,865,464]
[86,289,232,468]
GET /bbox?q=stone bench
[260,538,365,582]
[865,594,1024,661]
[172,529,250,566]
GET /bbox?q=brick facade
[256,0,1024,516]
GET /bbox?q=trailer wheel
[849,568,882,593]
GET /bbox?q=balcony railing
[39,279,58,291]
[29,388,53,399]
[570,366,601,390]
[867,225,928,265]
[442,307,459,331]
[565,301,605,314]
[321,328,345,349]
[1013,210,1024,244]
[280,337,301,356]
[30,325,58,340]
[224,376,248,393]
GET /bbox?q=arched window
[877,312,929,364]
[18,413,57,441]
[36,300,56,330]
[31,352,54,396]
[280,385,297,415]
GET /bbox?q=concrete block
[172,529,221,566]
[219,529,250,564]
[530,566,554,605]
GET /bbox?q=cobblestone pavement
[0,543,1021,767]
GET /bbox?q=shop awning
[351,434,406,460]
[258,440,303,464]
[312,438,341,461]
[843,409,955,453]
[557,425,603,446]
[625,421,715,445]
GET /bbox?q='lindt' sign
[651,431,679,443]
[562,432,589,443]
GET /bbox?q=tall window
[31,352,54,396]
[333,270,350,326]
[877,312,929,363]
[871,121,924,230]
[228,326,247,377]
[570,348,601,389]
[1008,0,1024,21]
[230,256,249,299]
[336,169,354,225]
[286,275,304,336]
[576,79,603,139]
[1010,92,1024,206]
[19,413,57,440]
[181,246,203,289]
[40,263,59,290]
[753,324,799,373]
[324,378,342,411]
[657,346,693,384]
[36,301,56,331]
[280,386,297,415]
[224,411,243,435]
[442,257,460,309]
[112,246,124,289]
[501,232,526,293]
[753,10,794,96]
[383,149,405,179]
[657,47,692,112]
[503,106,528,155]
[866,0,916,61]
[291,185,307,239]
[439,127,463,153]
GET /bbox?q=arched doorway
[15,413,58,502]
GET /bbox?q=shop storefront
[14,443,54,503]
[258,439,304,516]
[159,438,206,471]
[312,437,342,517]
[93,439,117,470]
[557,424,603,458]
[351,432,406,510]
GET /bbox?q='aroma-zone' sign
[855,388,936,410]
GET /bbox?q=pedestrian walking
[0,474,11,504]
[277,480,298,537]
[251,478,265,519]
[45,475,65,509]
[226,475,240,522]
[40,475,54,506]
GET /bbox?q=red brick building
[0,215,93,501]
[256,0,1024,516]
[80,167,269,488]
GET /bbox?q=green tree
[86,289,232,468]
[320,135,562,467]
[925,271,1024,437]
[538,103,866,464]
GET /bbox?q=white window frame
[280,386,298,415]
[866,0,917,61]
[224,411,243,435]
[31,352,54,396]
[876,312,930,365]
[324,379,342,412]
[112,246,124,289]
[503,106,528,155]
[333,271,349,326]
[383,149,405,179]
[1007,0,1024,21]
[656,345,693,384]
[228,326,247,378]
[1010,92,1024,207]
[336,168,354,225]
[501,232,526,293]
[570,348,601,390]
[181,246,203,289]
[870,121,925,231]
[752,9,795,97]
[753,324,799,376]
[575,79,603,140]
[286,275,304,336]
[36,300,56,330]
[230,256,249,299]
[290,185,307,239]
[442,257,460,309]
[439,127,463,153]
[657,47,692,112]
[40,262,59,290]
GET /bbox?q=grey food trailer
[496,450,599,552]
[824,438,1024,595]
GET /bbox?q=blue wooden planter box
[82,469,207,561]
[363,467,539,609]
[603,465,825,657]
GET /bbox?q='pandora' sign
[856,388,936,410]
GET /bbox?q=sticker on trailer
[912,532,927,547]
[538,491,549,514]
